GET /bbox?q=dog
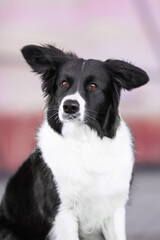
[0,44,149,240]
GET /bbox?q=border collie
[0,45,149,240]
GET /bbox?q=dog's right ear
[21,44,66,74]
[21,45,67,95]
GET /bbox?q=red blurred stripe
[0,114,43,171]
[0,115,160,171]
[126,118,160,163]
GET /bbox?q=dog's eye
[89,83,97,90]
[62,81,69,88]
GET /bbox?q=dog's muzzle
[59,93,85,122]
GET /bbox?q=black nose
[63,100,80,114]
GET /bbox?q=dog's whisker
[48,107,59,111]
[85,113,99,124]
[85,108,106,115]
[55,116,61,124]
[48,112,59,121]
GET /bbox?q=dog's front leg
[48,208,79,240]
[102,207,126,240]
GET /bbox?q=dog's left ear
[105,59,149,90]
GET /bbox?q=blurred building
[0,0,160,172]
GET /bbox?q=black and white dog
[0,45,149,240]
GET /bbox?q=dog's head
[21,45,149,138]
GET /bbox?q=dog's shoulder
[0,148,60,239]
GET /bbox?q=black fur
[0,44,149,239]
[22,45,148,138]
[0,148,60,240]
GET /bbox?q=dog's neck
[62,121,95,140]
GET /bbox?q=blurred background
[0,0,160,239]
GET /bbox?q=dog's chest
[38,121,133,232]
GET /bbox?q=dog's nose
[63,100,80,114]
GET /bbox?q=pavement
[126,167,160,240]
[0,167,160,240]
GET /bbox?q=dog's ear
[105,59,149,90]
[21,45,67,95]
[21,44,66,74]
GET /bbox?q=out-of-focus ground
[126,167,160,240]
[0,167,160,240]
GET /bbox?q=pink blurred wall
[0,0,160,171]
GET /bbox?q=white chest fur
[37,119,134,236]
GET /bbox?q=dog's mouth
[62,113,81,122]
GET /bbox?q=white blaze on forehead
[77,60,86,90]
[58,92,86,122]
